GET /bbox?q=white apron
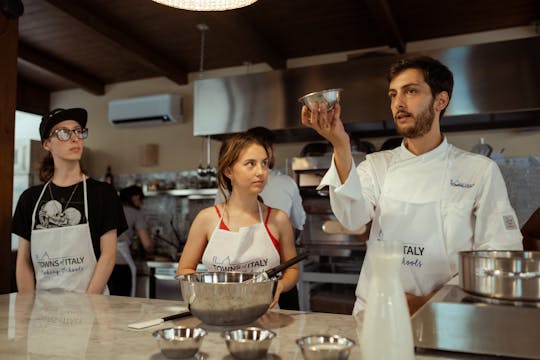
[30,177,107,294]
[355,145,453,312]
[201,203,280,273]
[116,239,137,297]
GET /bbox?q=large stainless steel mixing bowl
[177,272,275,326]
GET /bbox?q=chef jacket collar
[398,136,449,161]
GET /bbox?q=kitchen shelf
[143,188,218,198]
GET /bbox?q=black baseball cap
[40,108,88,142]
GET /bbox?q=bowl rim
[153,326,208,341]
[221,326,277,341]
[295,334,356,348]
[176,271,276,283]
[298,88,344,103]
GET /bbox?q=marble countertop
[0,291,508,359]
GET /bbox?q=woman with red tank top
[177,132,299,308]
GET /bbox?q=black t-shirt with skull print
[12,178,127,258]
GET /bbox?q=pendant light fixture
[152,0,258,11]
[195,23,215,177]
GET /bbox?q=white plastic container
[360,240,415,360]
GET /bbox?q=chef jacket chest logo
[35,252,85,276]
[402,244,424,268]
[450,179,474,188]
[211,256,268,272]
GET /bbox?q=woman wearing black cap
[108,185,153,296]
[12,108,127,294]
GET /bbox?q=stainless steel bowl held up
[222,327,276,360]
[459,250,540,302]
[152,326,207,359]
[177,272,275,326]
[298,88,343,112]
[296,335,356,360]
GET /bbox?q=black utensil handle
[162,311,192,321]
[266,252,309,279]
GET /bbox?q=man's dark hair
[246,126,276,148]
[388,56,454,117]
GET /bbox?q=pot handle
[481,269,540,279]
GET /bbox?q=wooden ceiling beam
[364,0,406,54]
[17,76,50,115]
[44,0,188,85]
[18,42,105,95]
[208,13,286,70]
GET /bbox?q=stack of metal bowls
[222,327,276,359]
[153,326,207,359]
[177,272,275,326]
[296,335,356,360]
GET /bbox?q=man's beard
[395,100,435,138]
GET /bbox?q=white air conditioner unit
[108,94,182,127]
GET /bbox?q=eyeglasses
[49,127,88,141]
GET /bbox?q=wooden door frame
[0,11,19,294]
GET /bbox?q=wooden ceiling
[16,0,540,95]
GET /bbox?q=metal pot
[459,250,540,301]
[177,272,275,326]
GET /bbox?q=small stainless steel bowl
[222,327,276,360]
[298,88,343,112]
[296,335,355,360]
[153,326,207,359]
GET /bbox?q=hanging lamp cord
[197,23,209,80]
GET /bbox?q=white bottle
[360,240,415,360]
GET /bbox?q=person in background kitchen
[108,185,154,296]
[12,108,127,294]
[178,132,300,307]
[300,56,523,315]
[214,126,306,309]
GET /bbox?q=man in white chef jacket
[300,56,523,315]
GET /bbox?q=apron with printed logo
[202,203,280,273]
[30,177,107,294]
[357,146,453,312]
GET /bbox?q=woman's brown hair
[39,153,55,182]
[217,132,269,201]
[38,153,87,183]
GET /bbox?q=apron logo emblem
[211,256,269,272]
[35,252,85,275]
[401,245,424,268]
[450,179,474,188]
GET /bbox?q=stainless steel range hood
[194,37,540,141]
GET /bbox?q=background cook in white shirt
[108,185,154,297]
[178,132,300,308]
[300,56,522,315]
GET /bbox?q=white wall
[50,26,540,177]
